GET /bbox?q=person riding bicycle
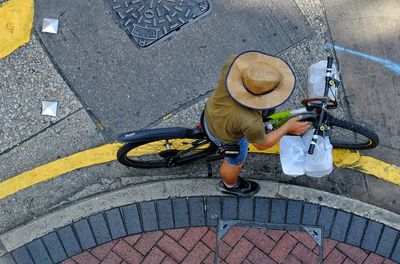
[204,51,311,197]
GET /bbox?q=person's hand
[283,115,311,135]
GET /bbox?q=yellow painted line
[0,0,34,58]
[0,142,399,200]
[252,146,400,185]
[0,143,123,200]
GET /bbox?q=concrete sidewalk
[0,0,399,263]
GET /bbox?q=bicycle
[116,57,379,170]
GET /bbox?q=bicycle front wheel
[328,117,379,150]
[117,137,216,168]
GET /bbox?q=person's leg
[219,161,243,186]
[220,137,248,186]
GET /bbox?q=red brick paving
[291,243,319,264]
[62,227,397,264]
[91,241,117,260]
[269,233,298,263]
[225,238,253,264]
[72,251,100,264]
[134,231,163,255]
[324,248,347,264]
[179,227,209,251]
[336,242,368,263]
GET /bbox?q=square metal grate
[216,219,324,264]
[106,0,212,48]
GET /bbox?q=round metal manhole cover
[107,0,212,48]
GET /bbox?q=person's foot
[218,177,260,197]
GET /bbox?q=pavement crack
[276,33,316,56]
[327,177,345,196]
[0,108,82,156]
[363,175,370,194]
[145,90,213,128]
[32,29,110,140]
[379,144,399,152]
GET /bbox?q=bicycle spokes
[126,139,210,158]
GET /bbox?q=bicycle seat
[301,97,337,110]
[200,110,240,157]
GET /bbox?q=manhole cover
[106,0,212,48]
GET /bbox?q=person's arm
[253,115,311,150]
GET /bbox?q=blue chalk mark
[326,43,400,74]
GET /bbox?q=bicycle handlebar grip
[327,56,333,70]
[308,138,317,154]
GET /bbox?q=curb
[2,142,399,201]
[1,178,399,258]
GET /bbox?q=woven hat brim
[226,51,296,110]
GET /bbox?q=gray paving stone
[222,197,238,220]
[392,238,400,263]
[286,201,302,225]
[317,207,335,238]
[42,232,68,263]
[122,204,142,235]
[57,226,81,257]
[172,198,190,228]
[254,198,270,222]
[156,199,174,230]
[345,215,367,247]
[376,226,398,258]
[238,198,254,221]
[105,208,127,239]
[88,213,112,244]
[26,239,52,264]
[0,34,82,154]
[330,211,351,242]
[140,201,158,232]
[73,219,96,250]
[270,199,287,224]
[189,197,205,226]
[361,220,383,252]
[206,196,221,227]
[11,247,34,264]
[302,203,319,225]
[0,253,16,264]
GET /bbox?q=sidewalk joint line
[0,107,83,156]
[145,90,214,129]
[32,29,110,141]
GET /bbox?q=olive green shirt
[205,55,267,144]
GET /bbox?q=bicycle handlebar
[326,56,333,70]
[308,56,334,154]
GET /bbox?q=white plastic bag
[302,129,333,177]
[280,136,305,176]
[279,129,333,177]
[308,60,338,100]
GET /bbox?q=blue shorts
[203,119,249,165]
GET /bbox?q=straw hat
[226,51,296,110]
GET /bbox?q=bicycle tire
[117,132,216,168]
[328,117,379,150]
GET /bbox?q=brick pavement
[62,227,398,264]
[9,197,400,264]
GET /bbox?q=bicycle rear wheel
[328,117,379,150]
[117,136,216,168]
